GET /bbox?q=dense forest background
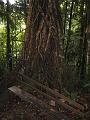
[0,0,90,96]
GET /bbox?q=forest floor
[0,89,85,120]
[0,98,43,120]
[0,96,70,120]
[0,85,89,120]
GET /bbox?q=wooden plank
[54,91,85,111]
[8,86,70,120]
[18,73,85,111]
[18,81,86,118]
[57,99,85,118]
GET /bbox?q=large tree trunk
[79,0,87,83]
[86,0,90,81]
[77,0,84,82]
[76,0,87,90]
[18,0,64,90]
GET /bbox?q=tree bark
[77,0,87,90]
[86,0,90,81]
[63,0,67,46]
[19,0,64,90]
[6,0,12,71]
[64,1,74,63]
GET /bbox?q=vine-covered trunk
[18,0,64,90]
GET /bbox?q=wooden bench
[18,73,89,118]
[8,86,70,120]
